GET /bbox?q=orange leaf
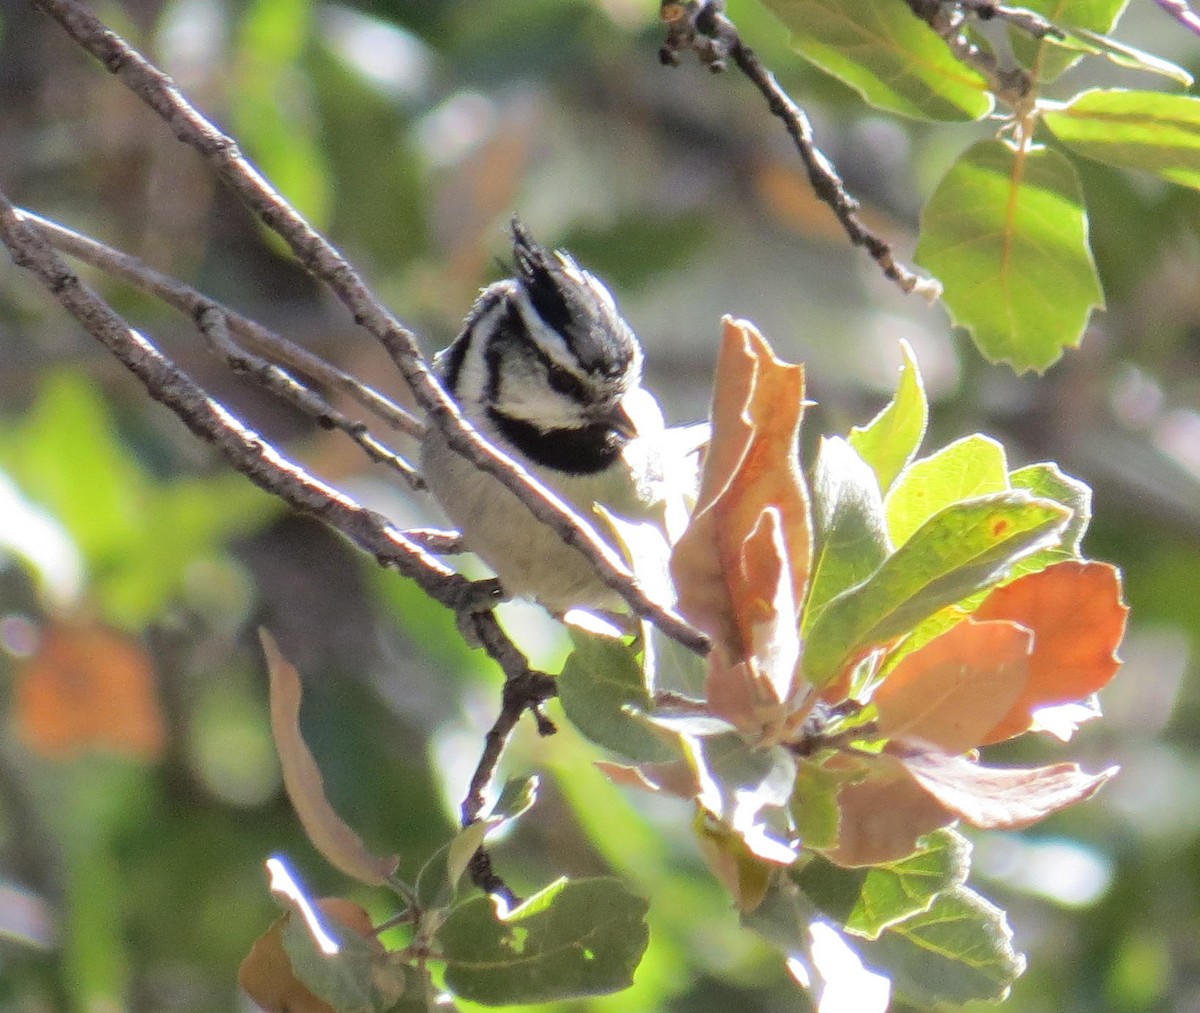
[820,753,956,867]
[261,631,399,886]
[705,509,803,739]
[873,619,1033,753]
[972,561,1128,743]
[891,741,1116,829]
[670,317,813,663]
[15,621,165,760]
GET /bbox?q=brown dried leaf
[670,317,812,661]
[973,561,1128,743]
[819,753,956,867]
[15,621,166,760]
[892,741,1117,829]
[705,509,803,737]
[873,619,1033,753]
[261,630,399,886]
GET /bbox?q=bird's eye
[546,363,584,399]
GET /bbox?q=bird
[420,219,703,615]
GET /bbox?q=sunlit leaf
[791,758,844,852]
[803,492,1069,687]
[1044,89,1200,191]
[892,742,1117,828]
[243,859,406,1013]
[862,885,1025,1005]
[260,631,399,886]
[873,618,1032,754]
[885,435,1009,548]
[559,629,676,762]
[805,437,890,629]
[1009,0,1129,82]
[671,317,812,662]
[761,0,993,120]
[847,339,928,494]
[1009,462,1092,559]
[1050,29,1194,86]
[439,877,649,1003]
[704,509,805,741]
[239,915,337,1013]
[695,818,776,913]
[819,753,956,867]
[972,561,1127,742]
[916,140,1103,372]
[796,829,969,939]
[15,621,165,760]
[693,733,799,865]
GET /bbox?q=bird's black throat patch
[487,409,626,476]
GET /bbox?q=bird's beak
[593,397,639,440]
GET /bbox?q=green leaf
[860,885,1026,1005]
[885,435,1009,548]
[281,912,397,1013]
[438,877,650,1004]
[559,630,676,763]
[915,140,1104,372]
[804,437,891,632]
[791,760,845,852]
[794,829,969,940]
[802,492,1069,686]
[234,0,331,228]
[848,339,929,493]
[1044,89,1200,192]
[1008,0,1129,82]
[0,372,144,568]
[760,0,993,121]
[1010,462,1092,556]
[1050,29,1194,87]
[695,735,799,864]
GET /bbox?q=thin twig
[459,611,558,904]
[902,0,1033,104]
[659,0,939,300]
[193,305,424,490]
[32,0,710,658]
[401,528,467,554]
[16,209,425,440]
[954,0,1063,40]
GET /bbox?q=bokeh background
[1,0,1199,1009]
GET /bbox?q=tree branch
[31,0,710,658]
[17,209,425,441]
[659,0,940,300]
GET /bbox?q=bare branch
[659,0,940,300]
[401,528,467,555]
[193,305,424,490]
[902,0,1033,104]
[460,611,558,904]
[17,209,425,440]
[32,0,710,658]
[954,0,1064,40]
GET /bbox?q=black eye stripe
[546,362,587,400]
